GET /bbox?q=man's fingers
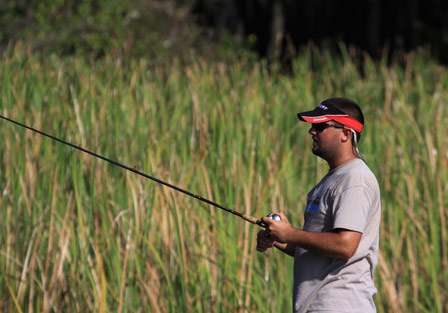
[256,239,270,252]
[256,229,275,253]
[256,242,272,252]
[261,216,274,227]
[257,230,268,239]
[258,230,273,242]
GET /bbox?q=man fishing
[257,98,381,313]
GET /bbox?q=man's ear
[341,128,352,143]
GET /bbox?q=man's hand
[256,230,275,252]
[259,213,363,260]
[261,212,295,243]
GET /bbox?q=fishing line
[0,114,271,227]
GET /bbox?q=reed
[0,46,446,312]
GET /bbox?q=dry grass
[0,46,447,312]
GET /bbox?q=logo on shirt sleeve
[305,198,320,213]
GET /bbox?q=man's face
[308,122,345,159]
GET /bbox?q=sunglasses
[310,122,345,133]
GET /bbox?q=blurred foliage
[0,0,255,63]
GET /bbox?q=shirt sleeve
[331,186,371,233]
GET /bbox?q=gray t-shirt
[293,158,381,313]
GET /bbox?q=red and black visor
[297,103,364,133]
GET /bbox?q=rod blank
[0,114,264,227]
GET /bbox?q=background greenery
[0,0,252,63]
[0,1,447,312]
[0,45,447,312]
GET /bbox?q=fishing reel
[256,212,281,228]
[267,213,281,221]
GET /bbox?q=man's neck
[327,153,357,170]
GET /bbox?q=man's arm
[284,228,361,260]
[262,214,362,260]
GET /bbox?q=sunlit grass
[0,45,447,312]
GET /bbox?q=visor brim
[297,112,364,133]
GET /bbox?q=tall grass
[0,46,447,312]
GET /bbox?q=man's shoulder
[332,159,379,192]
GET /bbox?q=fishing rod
[0,114,279,228]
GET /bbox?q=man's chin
[311,147,324,157]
